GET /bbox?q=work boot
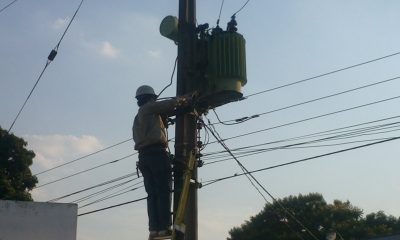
[148,230,158,240]
[157,229,172,238]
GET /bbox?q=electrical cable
[202,136,400,186]
[203,117,320,240]
[0,0,17,14]
[205,117,269,202]
[47,172,136,202]
[203,115,400,157]
[202,121,400,163]
[202,123,400,162]
[216,0,225,26]
[205,136,397,166]
[77,197,147,217]
[71,178,137,204]
[76,138,400,219]
[78,182,144,208]
[232,0,251,17]
[34,138,132,176]
[208,94,400,144]
[7,0,84,132]
[34,153,136,189]
[201,136,400,239]
[157,56,178,98]
[215,75,400,125]
[244,51,400,99]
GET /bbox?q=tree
[228,193,400,240]
[0,127,38,201]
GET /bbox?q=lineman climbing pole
[173,0,198,240]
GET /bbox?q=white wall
[0,200,77,240]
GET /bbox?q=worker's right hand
[177,92,193,106]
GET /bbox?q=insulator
[48,49,58,61]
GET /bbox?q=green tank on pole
[198,27,247,109]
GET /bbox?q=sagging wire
[202,120,400,160]
[8,0,84,132]
[202,136,400,187]
[47,172,137,202]
[157,56,178,99]
[78,197,147,217]
[34,138,132,176]
[214,75,400,125]
[208,94,400,144]
[78,181,144,209]
[202,116,320,240]
[232,0,251,17]
[0,0,17,15]
[203,117,269,202]
[71,178,137,204]
[213,108,259,125]
[34,153,136,189]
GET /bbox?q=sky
[1,0,400,239]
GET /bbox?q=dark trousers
[138,149,172,231]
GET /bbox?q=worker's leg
[139,153,160,232]
[152,150,172,231]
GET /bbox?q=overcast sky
[1,0,400,239]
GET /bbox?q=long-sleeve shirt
[132,98,181,151]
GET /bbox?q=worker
[132,85,192,240]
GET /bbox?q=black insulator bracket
[48,49,58,61]
[227,15,238,32]
[197,159,204,168]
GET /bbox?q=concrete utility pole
[173,0,198,240]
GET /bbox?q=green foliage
[228,193,400,240]
[0,127,38,201]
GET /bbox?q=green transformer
[198,28,247,109]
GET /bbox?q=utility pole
[174,0,198,240]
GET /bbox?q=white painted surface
[0,200,77,240]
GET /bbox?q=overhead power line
[48,172,136,202]
[202,120,400,163]
[78,182,144,209]
[232,0,251,17]
[205,118,269,202]
[205,135,398,166]
[78,197,147,217]
[209,94,400,144]
[8,0,84,132]
[34,153,136,189]
[71,179,138,204]
[216,75,400,125]
[203,118,320,240]
[77,138,400,218]
[245,51,400,99]
[204,115,400,157]
[203,136,400,186]
[34,138,132,176]
[0,0,17,14]
[157,56,178,98]
[216,0,225,26]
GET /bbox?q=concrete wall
[0,200,77,240]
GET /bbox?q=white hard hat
[136,85,156,98]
